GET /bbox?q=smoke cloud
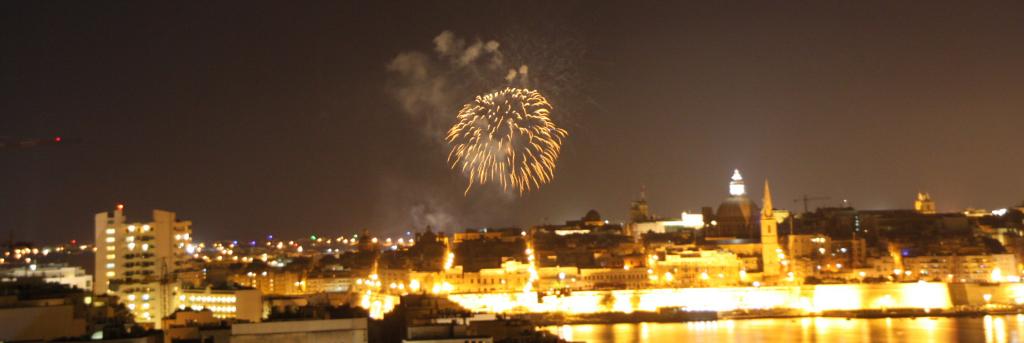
[387,30,528,142]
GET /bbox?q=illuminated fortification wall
[446,283,1024,315]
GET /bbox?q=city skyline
[8,168,1021,244]
[4,1,1023,242]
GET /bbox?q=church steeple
[759,178,781,280]
[630,186,652,222]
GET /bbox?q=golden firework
[446,88,568,195]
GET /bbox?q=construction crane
[794,194,831,214]
[0,136,76,151]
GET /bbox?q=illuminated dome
[712,170,760,239]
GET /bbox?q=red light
[54,136,62,142]
[116,204,124,210]
[71,239,77,245]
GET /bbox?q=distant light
[54,136,62,142]
[993,209,1008,216]
[116,204,124,211]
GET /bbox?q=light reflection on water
[543,315,1024,343]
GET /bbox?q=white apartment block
[93,205,194,328]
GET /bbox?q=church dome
[716,196,759,230]
[583,209,602,222]
[711,170,761,238]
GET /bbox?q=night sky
[3,1,1023,242]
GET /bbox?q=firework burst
[446,87,568,195]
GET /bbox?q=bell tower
[760,180,781,278]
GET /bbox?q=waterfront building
[536,266,582,291]
[578,267,650,290]
[444,261,531,293]
[902,253,1017,282]
[708,240,763,273]
[649,249,745,287]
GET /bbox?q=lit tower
[760,180,781,279]
[914,192,936,214]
